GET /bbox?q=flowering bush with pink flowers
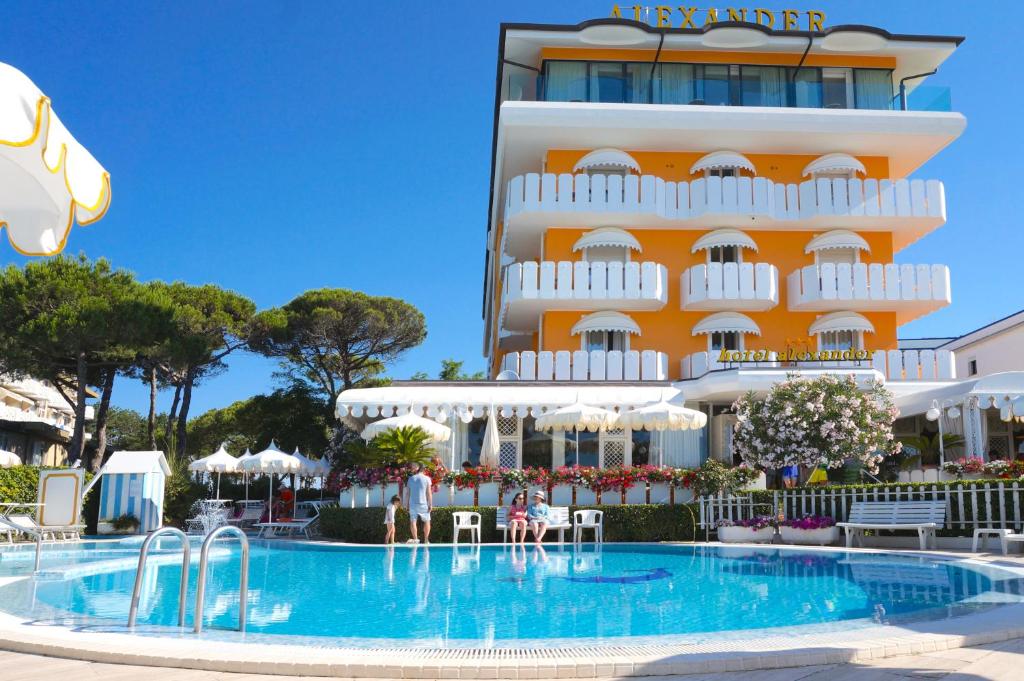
[716,516,775,530]
[780,515,836,530]
[732,374,901,474]
[942,456,986,477]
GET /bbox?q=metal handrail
[128,527,190,629]
[0,518,46,572]
[194,525,249,634]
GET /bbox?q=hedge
[319,503,700,544]
[0,466,99,534]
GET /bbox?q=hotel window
[707,245,741,265]
[739,66,785,107]
[822,68,854,109]
[816,247,859,266]
[583,330,627,353]
[967,358,978,376]
[706,167,736,179]
[818,330,862,351]
[709,331,741,354]
[521,416,554,469]
[581,245,630,263]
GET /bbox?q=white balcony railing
[502,260,668,329]
[502,350,668,382]
[787,263,951,316]
[680,349,955,381]
[680,262,779,311]
[504,173,945,231]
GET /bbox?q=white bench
[496,506,572,543]
[1002,533,1024,555]
[837,500,945,550]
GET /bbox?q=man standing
[404,462,433,544]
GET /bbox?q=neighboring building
[337,17,1023,468]
[0,376,92,465]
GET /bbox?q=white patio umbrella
[289,447,321,516]
[619,398,707,466]
[479,408,501,468]
[316,455,331,500]
[534,398,620,464]
[0,62,111,256]
[187,444,238,499]
[0,449,22,468]
[237,448,255,502]
[360,411,452,442]
[238,441,302,524]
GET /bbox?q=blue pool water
[1,541,1021,647]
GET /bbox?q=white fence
[680,262,779,310]
[501,349,669,381]
[680,348,956,381]
[505,173,945,226]
[504,260,667,304]
[698,482,1024,533]
[339,483,694,508]
[787,263,951,310]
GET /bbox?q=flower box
[779,526,839,546]
[717,525,775,543]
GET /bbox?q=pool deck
[0,544,1022,679]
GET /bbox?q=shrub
[111,513,140,532]
[319,503,699,544]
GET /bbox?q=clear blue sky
[1,1,1020,417]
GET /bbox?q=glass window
[791,67,822,108]
[740,66,784,107]
[818,330,860,351]
[625,63,651,103]
[707,245,740,264]
[464,417,486,465]
[699,64,731,106]
[544,62,587,102]
[706,167,736,178]
[521,416,553,469]
[584,330,626,353]
[822,68,852,109]
[817,247,858,265]
[654,63,695,104]
[590,62,625,103]
[710,331,740,352]
[967,359,978,376]
[582,245,629,262]
[631,430,652,466]
[853,69,893,110]
[565,429,599,467]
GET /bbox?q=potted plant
[942,456,987,480]
[779,515,838,545]
[716,516,775,543]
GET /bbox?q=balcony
[501,173,945,258]
[787,263,951,322]
[502,260,667,330]
[680,262,779,311]
[680,349,955,382]
[502,350,668,382]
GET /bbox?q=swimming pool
[1,539,1022,648]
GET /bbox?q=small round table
[972,527,1013,552]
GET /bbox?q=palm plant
[345,426,434,468]
[899,433,965,467]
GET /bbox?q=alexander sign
[610,6,827,31]
[717,348,874,363]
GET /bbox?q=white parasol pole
[216,471,222,499]
[268,472,274,524]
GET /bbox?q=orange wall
[533,228,899,380]
[545,150,892,184]
[540,47,897,69]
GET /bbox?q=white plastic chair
[573,509,603,544]
[453,511,481,544]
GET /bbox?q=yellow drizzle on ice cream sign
[610,6,826,31]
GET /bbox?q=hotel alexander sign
[610,6,826,31]
[716,348,874,364]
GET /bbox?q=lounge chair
[255,503,328,539]
[226,502,265,529]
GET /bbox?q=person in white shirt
[384,494,401,544]
[404,463,433,544]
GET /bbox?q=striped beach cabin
[97,451,170,534]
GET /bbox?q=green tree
[350,426,434,468]
[92,407,151,452]
[249,289,426,404]
[156,282,256,459]
[0,256,170,468]
[411,358,486,381]
[186,385,331,459]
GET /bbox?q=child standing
[384,494,401,544]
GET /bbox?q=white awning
[570,311,641,337]
[573,148,641,174]
[970,372,1024,422]
[802,153,867,177]
[336,384,684,424]
[572,227,642,253]
[689,151,756,175]
[692,312,761,336]
[691,228,758,254]
[808,311,875,335]
[804,230,871,254]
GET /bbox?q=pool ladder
[127,525,249,633]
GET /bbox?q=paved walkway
[2,638,1023,681]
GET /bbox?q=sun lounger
[226,503,265,529]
